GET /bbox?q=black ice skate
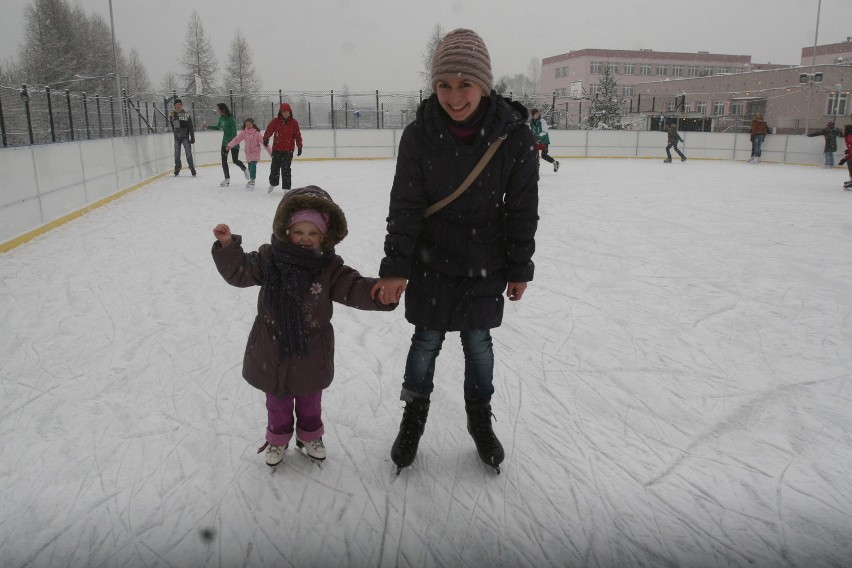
[466,399,504,474]
[391,398,430,474]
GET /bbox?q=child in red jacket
[263,103,303,193]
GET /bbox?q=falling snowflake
[310,282,323,296]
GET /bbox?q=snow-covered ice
[1,158,851,567]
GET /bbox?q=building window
[624,63,635,74]
[703,66,715,76]
[639,63,652,75]
[666,102,677,112]
[827,93,848,115]
[657,65,667,76]
[713,101,725,116]
[589,85,600,97]
[696,101,708,115]
[687,65,700,77]
[623,85,635,96]
[718,66,729,74]
[672,65,683,77]
[731,101,744,115]
[608,63,619,74]
[590,61,603,74]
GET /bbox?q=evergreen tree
[588,62,625,129]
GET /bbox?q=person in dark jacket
[748,113,769,163]
[212,185,397,467]
[373,28,539,474]
[530,108,560,173]
[807,121,844,168]
[840,124,852,189]
[169,99,195,177]
[263,103,303,193]
[663,121,686,162]
[206,103,247,187]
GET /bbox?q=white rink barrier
[0,129,830,250]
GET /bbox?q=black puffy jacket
[379,93,539,331]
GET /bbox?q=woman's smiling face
[435,76,485,123]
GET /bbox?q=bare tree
[527,57,541,92]
[223,30,261,119]
[179,11,217,96]
[420,23,444,94]
[20,0,80,86]
[126,49,151,97]
[159,71,181,96]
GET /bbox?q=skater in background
[225,118,272,189]
[206,103,247,187]
[748,112,769,163]
[664,121,687,163]
[840,124,852,189]
[373,28,539,475]
[529,108,560,173]
[807,121,843,168]
[169,99,196,177]
[211,185,396,467]
[263,103,303,193]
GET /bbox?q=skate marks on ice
[2,160,852,566]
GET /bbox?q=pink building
[538,41,852,133]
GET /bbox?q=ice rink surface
[2,158,851,567]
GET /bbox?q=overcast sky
[1,0,849,93]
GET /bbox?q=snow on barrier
[0,130,828,251]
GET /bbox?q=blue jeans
[824,151,835,167]
[666,141,685,160]
[751,135,764,157]
[401,327,494,403]
[173,137,194,171]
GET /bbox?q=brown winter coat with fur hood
[212,186,395,397]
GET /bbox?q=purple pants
[265,391,324,447]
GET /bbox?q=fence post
[152,102,157,131]
[270,101,274,121]
[122,89,129,135]
[308,102,312,128]
[229,89,234,116]
[96,94,103,137]
[46,86,56,142]
[21,85,35,144]
[279,89,282,105]
[345,102,348,128]
[82,92,91,139]
[330,90,335,129]
[419,90,422,104]
[137,99,141,131]
[145,101,150,133]
[110,96,115,136]
[376,90,380,129]
[0,91,6,147]
[381,102,384,129]
[65,88,74,141]
[552,91,556,113]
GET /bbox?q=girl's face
[435,76,485,123]
[281,110,291,119]
[244,120,254,130]
[216,107,223,116]
[288,221,323,249]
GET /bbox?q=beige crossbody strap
[423,134,507,218]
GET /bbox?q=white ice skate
[243,168,250,180]
[220,179,230,187]
[246,180,255,190]
[265,444,286,467]
[296,437,326,462]
[267,185,275,194]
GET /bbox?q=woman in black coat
[373,29,539,474]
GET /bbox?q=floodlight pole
[805,0,821,134]
[108,0,126,137]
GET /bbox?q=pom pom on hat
[430,28,493,94]
[288,209,329,235]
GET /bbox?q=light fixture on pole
[108,0,126,137]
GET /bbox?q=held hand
[371,277,407,305]
[190,137,195,144]
[506,282,528,301]
[262,138,270,147]
[213,224,233,247]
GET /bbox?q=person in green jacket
[207,103,247,187]
[529,108,559,174]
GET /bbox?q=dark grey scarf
[262,235,333,358]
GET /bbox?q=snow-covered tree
[179,11,217,96]
[420,23,444,94]
[20,0,81,87]
[223,30,261,118]
[126,49,151,97]
[159,72,181,97]
[588,62,625,129]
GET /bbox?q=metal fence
[0,84,763,147]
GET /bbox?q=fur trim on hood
[272,185,348,250]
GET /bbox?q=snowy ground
[1,157,852,568]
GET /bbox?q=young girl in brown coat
[212,185,396,467]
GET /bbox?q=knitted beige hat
[430,28,493,94]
